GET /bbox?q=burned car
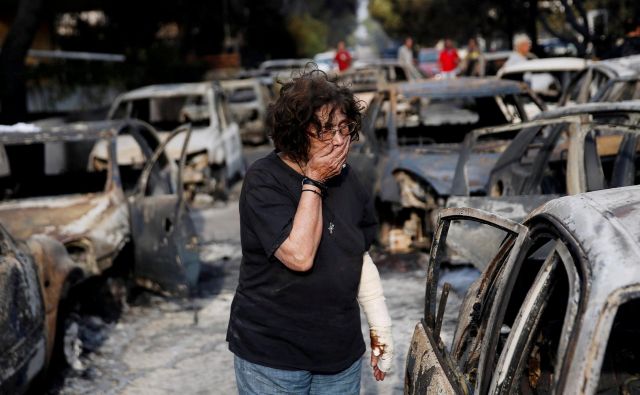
[497,57,590,106]
[352,59,425,83]
[98,82,245,198]
[220,78,271,144]
[349,78,544,252]
[0,121,200,370]
[0,225,46,394]
[450,101,640,219]
[406,185,640,394]
[560,56,640,105]
[447,101,640,268]
[334,67,387,94]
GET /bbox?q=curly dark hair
[266,66,363,163]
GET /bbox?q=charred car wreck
[349,78,544,253]
[406,185,640,394]
[0,225,47,393]
[447,101,640,268]
[98,82,245,199]
[220,78,271,145]
[0,120,200,392]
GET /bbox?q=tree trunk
[527,0,540,56]
[0,0,46,124]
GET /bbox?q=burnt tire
[209,166,229,202]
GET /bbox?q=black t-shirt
[227,150,377,373]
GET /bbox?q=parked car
[258,58,314,95]
[560,57,640,105]
[0,121,201,370]
[101,82,245,198]
[538,37,578,56]
[334,66,387,94]
[447,101,640,268]
[497,57,590,106]
[406,185,640,394]
[348,78,544,252]
[482,51,512,76]
[258,58,313,75]
[313,50,337,73]
[417,47,440,78]
[220,78,271,144]
[351,59,425,82]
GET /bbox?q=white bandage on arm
[358,252,394,373]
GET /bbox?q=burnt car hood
[0,193,129,270]
[387,147,501,197]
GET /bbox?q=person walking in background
[504,33,536,67]
[439,39,459,79]
[333,41,352,72]
[397,36,414,66]
[461,37,484,77]
[227,68,394,395]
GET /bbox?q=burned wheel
[207,165,229,202]
[376,202,431,254]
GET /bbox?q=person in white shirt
[504,33,536,67]
[397,37,414,66]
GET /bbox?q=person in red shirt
[439,39,460,79]
[333,41,352,72]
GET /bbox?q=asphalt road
[48,146,476,395]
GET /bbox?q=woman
[461,37,485,77]
[227,68,394,394]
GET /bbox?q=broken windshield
[391,95,509,145]
[119,95,211,130]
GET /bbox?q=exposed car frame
[220,78,271,145]
[102,82,245,199]
[497,57,590,106]
[559,57,639,105]
[406,185,640,394]
[0,120,201,389]
[447,101,640,268]
[349,78,544,252]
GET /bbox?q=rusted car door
[129,125,200,295]
[405,207,530,394]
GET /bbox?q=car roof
[589,59,639,78]
[0,120,120,144]
[497,57,590,76]
[258,59,313,70]
[536,100,640,119]
[118,82,215,101]
[484,50,512,61]
[220,78,259,89]
[601,54,640,73]
[395,77,527,99]
[527,185,640,291]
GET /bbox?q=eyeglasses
[316,121,357,141]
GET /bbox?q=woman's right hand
[305,140,350,182]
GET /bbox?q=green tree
[287,14,329,57]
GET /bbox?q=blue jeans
[234,355,361,395]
